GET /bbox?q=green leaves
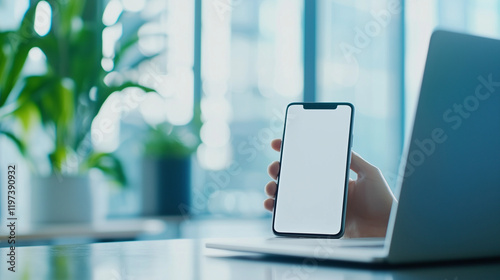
[0,130,26,157]
[12,75,75,173]
[83,152,127,187]
[49,145,69,174]
[13,75,74,133]
[43,78,75,129]
[144,122,200,159]
[16,75,56,106]
[97,81,156,113]
[1,0,161,186]
[0,32,9,90]
[0,5,39,108]
[0,33,34,108]
[12,101,40,134]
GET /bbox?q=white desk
[1,238,500,279]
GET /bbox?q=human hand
[264,139,395,238]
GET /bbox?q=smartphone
[272,102,354,238]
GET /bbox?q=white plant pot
[31,175,94,224]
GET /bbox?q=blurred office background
[1,0,500,245]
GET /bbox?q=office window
[405,0,500,134]
[191,0,303,216]
[103,0,196,216]
[317,0,404,188]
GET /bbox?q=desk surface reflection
[1,238,499,279]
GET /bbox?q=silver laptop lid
[386,30,500,263]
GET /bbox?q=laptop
[206,30,500,264]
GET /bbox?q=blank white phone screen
[273,104,352,235]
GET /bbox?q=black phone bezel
[272,102,355,238]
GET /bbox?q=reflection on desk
[1,238,500,279]
[0,218,168,247]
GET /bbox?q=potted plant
[0,0,157,224]
[141,115,201,216]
